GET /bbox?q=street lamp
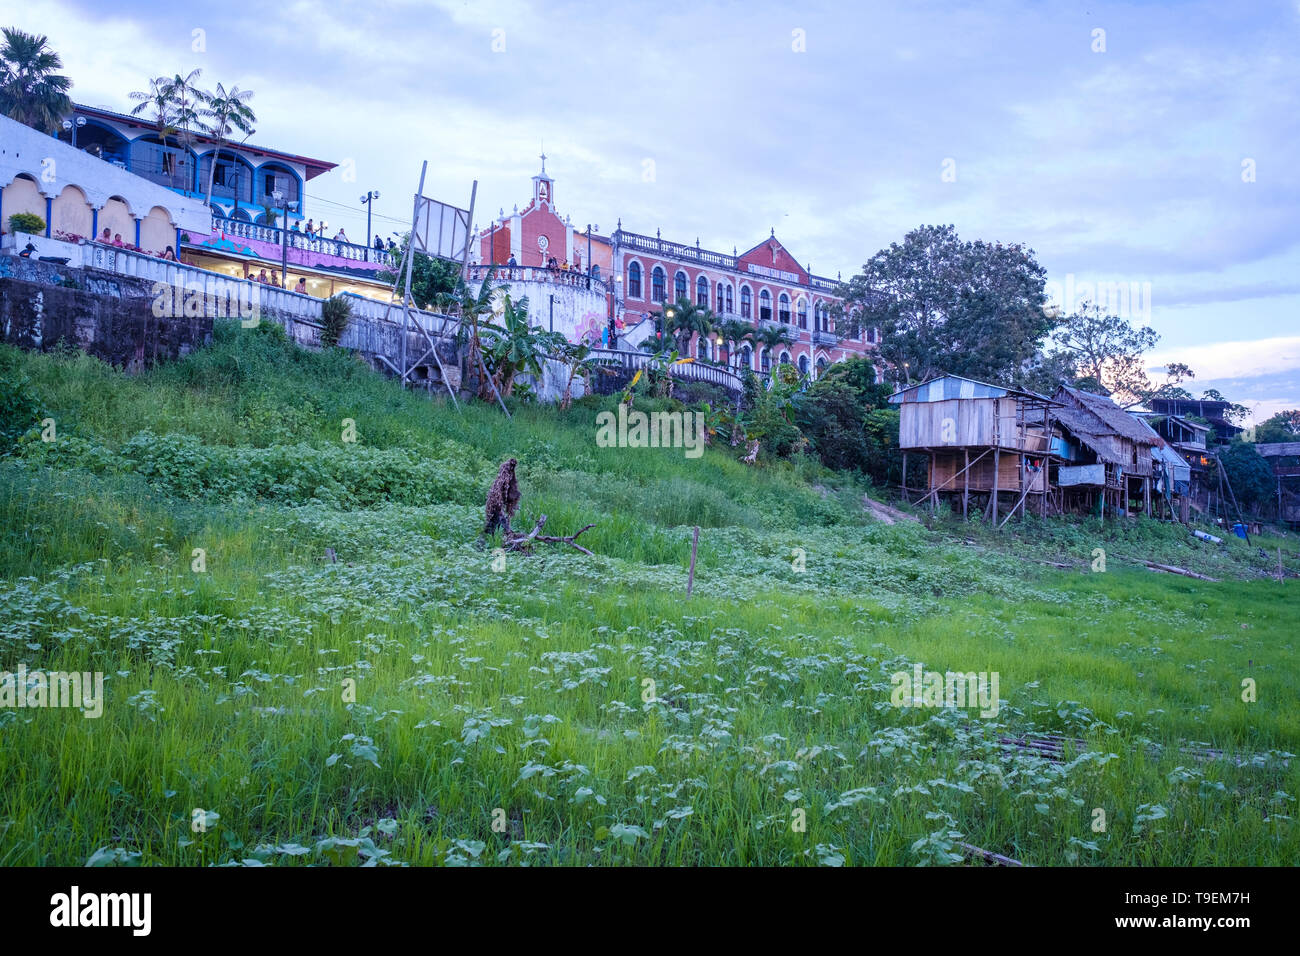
[585,223,598,277]
[61,116,86,148]
[360,190,380,254]
[273,189,300,289]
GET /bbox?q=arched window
[726,286,734,314]
[740,286,752,318]
[696,275,709,308]
[627,261,642,298]
[779,350,791,366]
[778,293,790,324]
[698,337,709,360]
[716,282,726,313]
[760,348,771,372]
[797,298,807,329]
[816,356,828,377]
[759,289,772,322]
[798,354,809,375]
[741,345,752,370]
[674,270,688,302]
[651,266,666,303]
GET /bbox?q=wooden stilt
[962,449,969,520]
[990,447,1001,524]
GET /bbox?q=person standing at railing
[304,220,316,238]
[295,277,307,295]
[507,254,517,267]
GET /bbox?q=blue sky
[4,0,1298,422]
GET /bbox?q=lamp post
[360,190,380,255]
[273,189,299,289]
[61,115,86,148]
[585,223,598,277]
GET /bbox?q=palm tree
[200,83,256,209]
[129,77,177,187]
[483,294,565,397]
[162,69,206,194]
[752,325,795,374]
[655,297,713,355]
[455,269,509,404]
[717,318,754,370]
[0,28,73,134]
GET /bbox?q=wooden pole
[962,449,969,520]
[686,525,699,597]
[990,447,1000,524]
[901,452,908,498]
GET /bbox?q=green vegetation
[0,325,1296,866]
[6,212,45,236]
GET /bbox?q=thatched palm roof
[1055,386,1158,445]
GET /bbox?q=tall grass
[0,327,1296,866]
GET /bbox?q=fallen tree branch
[1144,561,1219,582]
[958,842,1025,867]
[503,515,596,556]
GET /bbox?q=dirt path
[862,495,919,525]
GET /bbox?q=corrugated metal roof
[888,374,1057,405]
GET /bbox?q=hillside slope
[0,324,1296,866]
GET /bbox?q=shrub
[0,347,42,449]
[321,296,352,348]
[7,212,45,236]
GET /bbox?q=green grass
[0,325,1296,866]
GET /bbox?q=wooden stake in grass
[686,525,699,597]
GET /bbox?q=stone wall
[0,256,209,370]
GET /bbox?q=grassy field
[0,324,1296,866]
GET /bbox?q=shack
[889,375,1060,523]
[1051,386,1160,516]
[1254,441,1300,526]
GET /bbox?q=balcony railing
[590,347,744,392]
[467,263,611,293]
[812,329,839,346]
[208,214,396,268]
[613,228,841,291]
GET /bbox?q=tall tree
[129,76,178,188]
[1048,301,1193,406]
[0,28,72,134]
[837,224,1054,385]
[1255,409,1300,444]
[200,83,256,209]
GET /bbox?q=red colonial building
[610,224,880,378]
[478,160,880,379]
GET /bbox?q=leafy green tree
[200,83,256,209]
[816,356,891,408]
[376,237,464,311]
[1218,441,1274,512]
[0,28,72,134]
[482,294,564,398]
[1256,410,1300,444]
[837,224,1053,385]
[1045,301,1193,406]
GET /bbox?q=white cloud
[1148,336,1300,381]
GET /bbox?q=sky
[3,0,1298,424]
